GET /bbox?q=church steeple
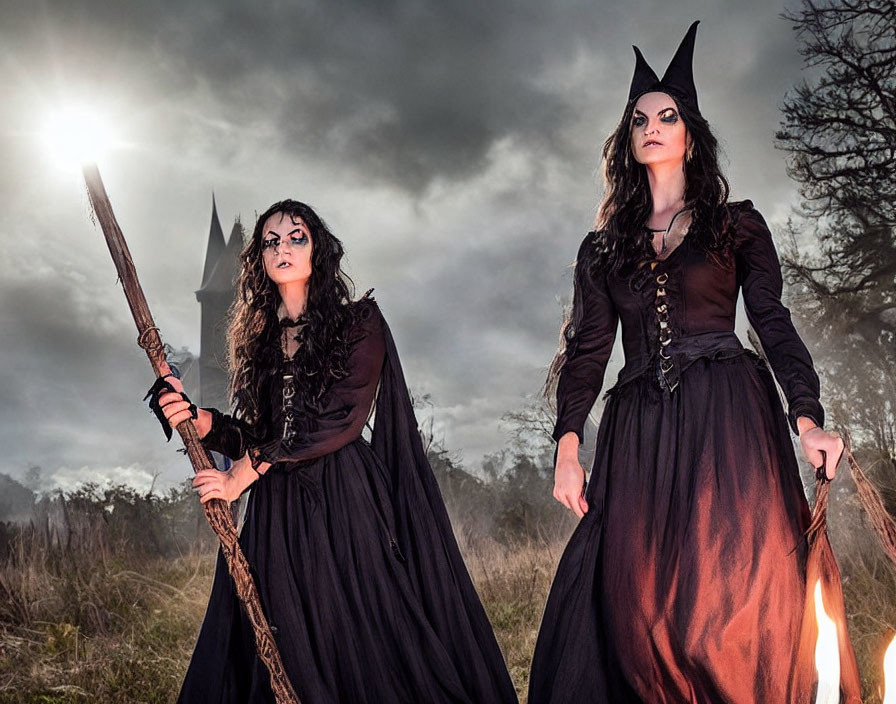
[223,217,244,279]
[200,194,226,291]
[195,198,243,410]
[198,215,243,297]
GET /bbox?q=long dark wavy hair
[545,89,732,401]
[227,200,358,428]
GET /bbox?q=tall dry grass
[0,484,217,703]
[0,471,893,702]
[460,532,571,701]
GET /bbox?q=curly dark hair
[227,200,358,428]
[546,90,732,402]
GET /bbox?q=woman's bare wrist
[796,416,818,436]
[234,459,260,493]
[557,432,580,461]
[195,408,213,438]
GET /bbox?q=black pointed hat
[628,21,701,112]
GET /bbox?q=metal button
[656,273,669,285]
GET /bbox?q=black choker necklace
[279,316,305,328]
[648,206,691,256]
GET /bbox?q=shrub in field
[0,481,216,702]
[0,443,892,702]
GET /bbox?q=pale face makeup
[630,91,689,167]
[261,212,313,287]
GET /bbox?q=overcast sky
[0,0,811,493]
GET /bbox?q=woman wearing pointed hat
[529,22,860,703]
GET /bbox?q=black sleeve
[734,203,824,434]
[552,233,619,444]
[199,407,264,461]
[255,304,386,464]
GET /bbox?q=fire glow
[814,580,840,704]
[884,634,896,704]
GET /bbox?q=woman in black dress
[156,200,517,703]
[529,22,857,703]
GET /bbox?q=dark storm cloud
[0,0,810,486]
[4,0,800,198]
[4,0,626,193]
[0,271,187,486]
[156,0,606,191]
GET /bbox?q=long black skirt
[529,353,818,703]
[178,438,517,703]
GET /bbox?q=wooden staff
[82,163,300,704]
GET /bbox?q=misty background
[1,0,811,492]
[1,2,894,700]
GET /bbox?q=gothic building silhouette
[195,196,243,411]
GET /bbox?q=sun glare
[41,105,121,166]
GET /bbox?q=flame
[813,580,840,704]
[884,634,896,704]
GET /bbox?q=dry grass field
[0,472,893,703]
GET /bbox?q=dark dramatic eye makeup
[262,230,309,251]
[632,108,679,129]
[659,108,679,124]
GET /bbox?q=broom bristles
[842,429,896,568]
[794,476,862,703]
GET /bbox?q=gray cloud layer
[1,0,805,489]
